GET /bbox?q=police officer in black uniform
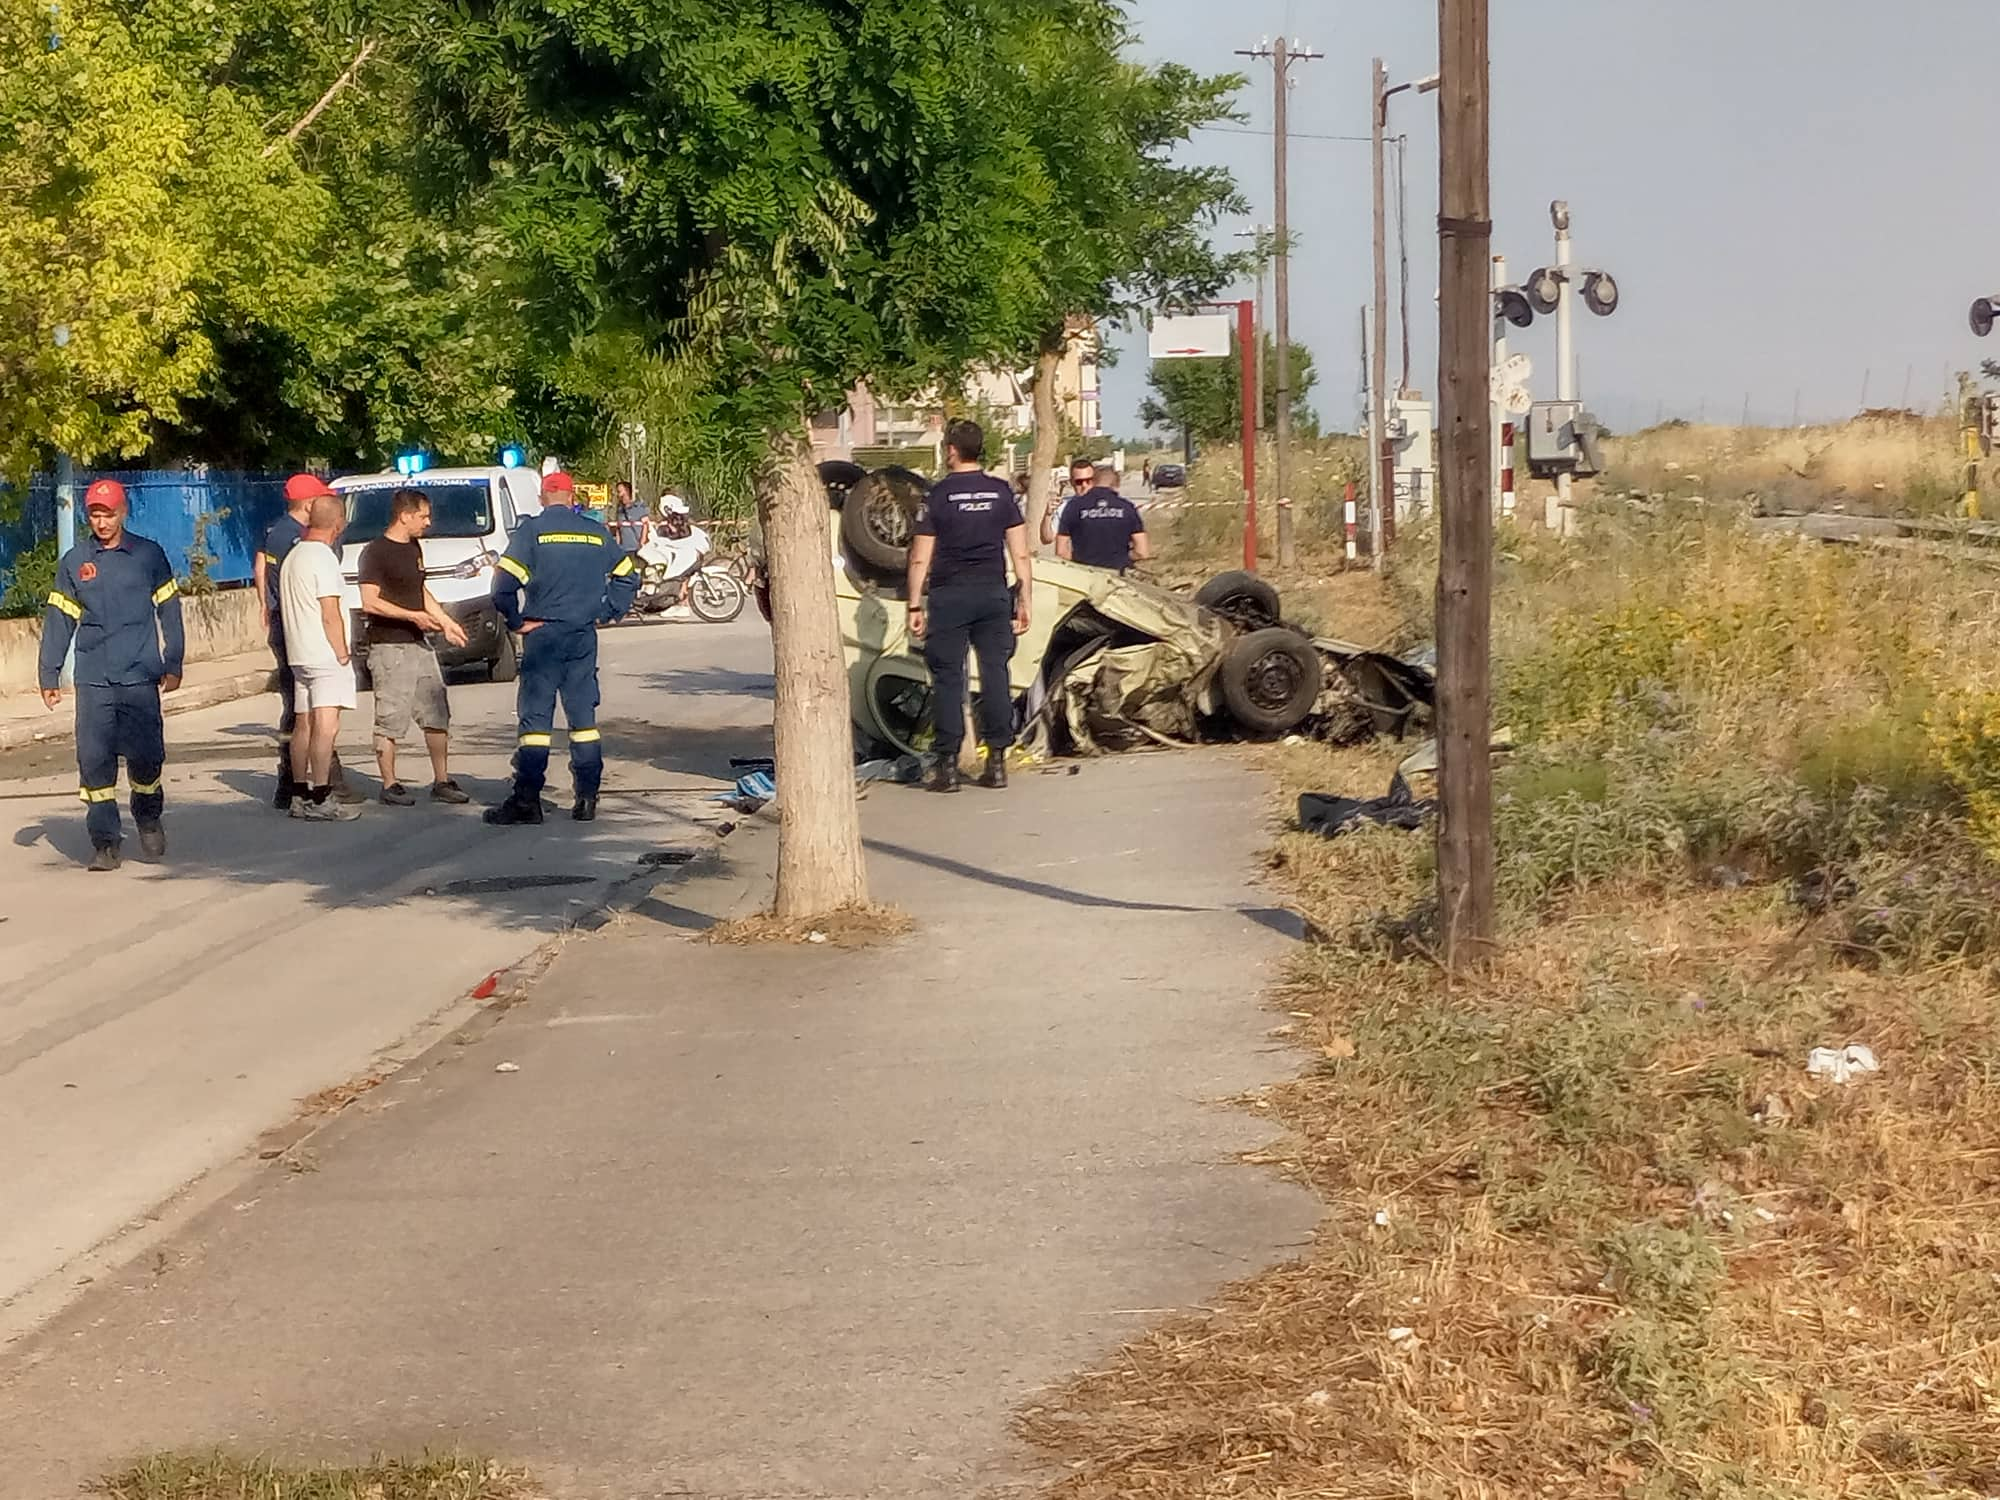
[906,420,1033,794]
[38,479,186,870]
[485,471,642,825]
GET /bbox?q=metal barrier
[0,470,293,597]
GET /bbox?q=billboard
[1147,314,1233,360]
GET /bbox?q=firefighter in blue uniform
[484,471,640,825]
[38,479,186,870]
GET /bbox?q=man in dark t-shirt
[357,489,471,807]
[1057,465,1150,572]
[907,419,1033,793]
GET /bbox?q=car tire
[1218,628,1322,737]
[1194,570,1283,631]
[819,460,866,511]
[840,466,925,578]
[489,631,520,684]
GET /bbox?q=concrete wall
[0,587,265,696]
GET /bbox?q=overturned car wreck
[818,463,1433,761]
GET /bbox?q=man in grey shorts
[358,489,473,806]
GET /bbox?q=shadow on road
[638,665,777,700]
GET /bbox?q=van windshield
[342,480,496,544]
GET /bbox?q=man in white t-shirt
[278,494,361,822]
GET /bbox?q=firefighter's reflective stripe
[610,556,637,577]
[78,785,117,803]
[152,580,178,605]
[570,727,602,743]
[498,555,531,583]
[130,777,162,795]
[540,532,606,546]
[260,552,280,566]
[519,731,553,747]
[47,591,82,620]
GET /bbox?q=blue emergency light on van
[395,452,429,477]
[499,446,526,468]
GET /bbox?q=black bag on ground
[1297,772,1434,838]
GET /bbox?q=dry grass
[94,1453,536,1500]
[700,902,914,949]
[1597,415,1965,515]
[1021,489,2000,1500]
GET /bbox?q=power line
[1197,124,1372,143]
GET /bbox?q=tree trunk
[758,425,868,917]
[1028,340,1063,550]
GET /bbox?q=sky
[1102,0,2000,438]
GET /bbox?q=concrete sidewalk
[0,751,1316,1500]
[0,645,274,752]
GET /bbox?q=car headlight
[452,550,499,580]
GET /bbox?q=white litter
[808,931,828,944]
[494,1062,521,1074]
[1303,1389,1332,1408]
[1373,1209,1391,1228]
[1806,1044,1880,1085]
[1387,1326,1418,1345]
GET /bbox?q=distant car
[1151,462,1187,490]
[329,465,547,683]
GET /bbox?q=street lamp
[1369,62,1439,561]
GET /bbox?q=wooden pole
[1435,0,1495,964]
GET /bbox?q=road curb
[0,668,274,753]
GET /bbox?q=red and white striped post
[1500,422,1516,517]
[1343,480,1358,561]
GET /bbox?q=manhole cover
[640,849,697,867]
[433,874,595,896]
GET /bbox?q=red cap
[84,479,126,514]
[541,471,575,496]
[284,473,337,503]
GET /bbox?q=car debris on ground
[802,460,1437,770]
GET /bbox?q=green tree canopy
[1139,332,1320,444]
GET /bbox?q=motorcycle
[629,545,748,624]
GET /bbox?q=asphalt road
[0,615,774,1322]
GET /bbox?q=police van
[329,465,547,683]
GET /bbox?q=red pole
[1238,298,1258,572]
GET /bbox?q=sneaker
[137,823,167,859]
[429,779,471,805]
[483,798,545,827]
[298,797,361,822]
[380,782,416,806]
[572,796,598,822]
[87,843,122,872]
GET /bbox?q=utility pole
[1435,0,1495,964]
[1396,135,1413,394]
[1374,59,1440,567]
[1241,37,1321,570]
[1371,57,1389,570]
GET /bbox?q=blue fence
[0,470,293,601]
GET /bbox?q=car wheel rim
[867,492,912,547]
[1247,650,1304,711]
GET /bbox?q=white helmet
[660,494,691,516]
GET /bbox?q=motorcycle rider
[644,495,711,611]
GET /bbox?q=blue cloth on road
[74,682,166,848]
[38,530,185,690]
